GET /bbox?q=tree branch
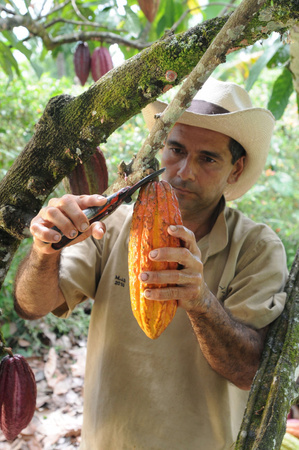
[35,0,48,20]
[0,5,16,15]
[0,14,149,51]
[71,0,89,22]
[50,30,149,50]
[43,0,72,19]
[44,18,113,31]
[235,249,299,449]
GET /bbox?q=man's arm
[140,225,270,390]
[186,290,268,390]
[14,194,107,320]
[14,247,65,319]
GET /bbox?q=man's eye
[203,156,216,163]
[170,147,183,154]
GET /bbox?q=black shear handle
[51,189,126,250]
[51,226,82,251]
[51,214,105,251]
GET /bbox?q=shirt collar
[197,197,228,264]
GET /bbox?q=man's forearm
[14,246,65,320]
[187,290,267,390]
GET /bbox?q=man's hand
[30,194,107,254]
[140,224,209,313]
[14,193,108,319]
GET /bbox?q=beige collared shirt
[56,202,287,450]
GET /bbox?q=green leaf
[245,39,282,91]
[118,44,138,61]
[155,0,184,36]
[267,44,290,69]
[1,323,10,341]
[123,5,142,38]
[0,41,20,78]
[29,60,44,78]
[202,0,229,20]
[23,0,31,10]
[2,30,32,60]
[267,67,294,120]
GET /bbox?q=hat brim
[142,101,275,201]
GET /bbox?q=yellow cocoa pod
[128,180,183,339]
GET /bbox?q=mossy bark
[235,249,299,449]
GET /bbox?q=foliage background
[0,0,298,356]
[0,58,298,354]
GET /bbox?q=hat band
[186,100,229,115]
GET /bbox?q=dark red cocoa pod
[0,354,37,441]
[74,42,91,86]
[91,47,113,82]
[138,0,160,22]
[65,147,109,195]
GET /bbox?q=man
[14,78,287,449]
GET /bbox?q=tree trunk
[235,249,299,449]
[0,0,298,287]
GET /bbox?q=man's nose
[177,158,196,181]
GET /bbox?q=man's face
[161,123,244,218]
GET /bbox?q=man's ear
[227,156,245,185]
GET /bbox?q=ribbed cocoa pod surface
[0,354,37,441]
[128,180,183,339]
[74,42,91,86]
[64,146,109,195]
[138,0,160,22]
[91,47,113,82]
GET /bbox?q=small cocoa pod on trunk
[128,180,183,339]
[64,146,109,195]
[91,47,113,82]
[74,42,91,86]
[0,354,37,441]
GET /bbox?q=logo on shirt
[114,275,126,288]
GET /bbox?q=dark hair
[229,138,246,164]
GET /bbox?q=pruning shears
[51,167,165,250]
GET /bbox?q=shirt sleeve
[224,235,288,329]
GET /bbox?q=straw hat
[142,77,275,201]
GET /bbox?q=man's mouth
[173,185,194,195]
